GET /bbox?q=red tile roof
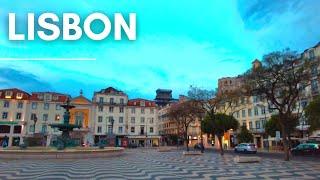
[0,88,30,100]
[29,92,70,102]
[127,98,156,107]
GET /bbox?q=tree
[202,113,239,155]
[167,100,202,151]
[237,126,253,144]
[264,116,281,137]
[305,96,320,132]
[244,49,312,161]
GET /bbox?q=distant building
[154,89,177,107]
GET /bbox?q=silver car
[234,143,257,154]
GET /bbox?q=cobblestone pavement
[0,149,320,180]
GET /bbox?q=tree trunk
[218,135,224,156]
[185,125,189,151]
[281,126,290,161]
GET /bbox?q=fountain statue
[50,98,81,150]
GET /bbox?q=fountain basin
[0,147,125,159]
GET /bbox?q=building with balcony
[92,87,128,146]
[127,99,160,147]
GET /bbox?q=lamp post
[33,115,38,135]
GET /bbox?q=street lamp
[111,118,114,135]
[33,115,38,134]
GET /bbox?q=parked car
[234,143,257,154]
[194,143,204,151]
[291,143,320,156]
[128,144,138,148]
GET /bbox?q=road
[0,148,320,179]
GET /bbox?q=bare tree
[167,100,202,151]
[244,49,314,161]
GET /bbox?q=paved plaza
[0,149,320,180]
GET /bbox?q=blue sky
[0,0,320,99]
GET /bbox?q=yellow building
[69,91,95,146]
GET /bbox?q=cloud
[0,67,52,92]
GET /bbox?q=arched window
[75,112,84,127]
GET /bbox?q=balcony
[250,128,265,134]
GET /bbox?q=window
[29,125,35,133]
[261,118,266,128]
[75,112,83,127]
[97,126,102,133]
[311,79,318,91]
[110,98,114,104]
[311,66,318,77]
[31,113,37,120]
[0,125,10,133]
[150,108,154,114]
[108,125,113,133]
[109,106,114,113]
[56,104,61,110]
[141,108,145,114]
[131,127,135,133]
[309,49,315,59]
[99,97,104,103]
[248,109,252,117]
[31,102,37,109]
[242,121,246,128]
[43,114,48,121]
[149,127,154,133]
[45,94,51,101]
[120,98,124,104]
[108,116,113,123]
[41,125,47,133]
[44,103,49,110]
[131,108,135,114]
[141,101,145,106]
[2,112,8,119]
[118,126,123,133]
[55,114,60,121]
[16,93,23,99]
[98,106,103,112]
[131,117,135,123]
[253,96,258,103]
[17,102,23,109]
[254,107,259,116]
[149,118,154,124]
[242,110,246,118]
[5,91,12,97]
[249,122,253,129]
[119,107,124,113]
[3,101,9,108]
[256,121,261,129]
[261,106,266,115]
[16,113,22,120]
[52,95,58,101]
[98,116,103,123]
[119,117,124,123]
[13,125,22,134]
[141,117,145,123]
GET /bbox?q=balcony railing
[249,128,265,134]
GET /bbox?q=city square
[0,149,320,179]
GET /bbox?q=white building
[0,88,29,147]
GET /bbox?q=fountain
[0,98,125,159]
[49,98,81,150]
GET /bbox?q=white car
[234,143,257,154]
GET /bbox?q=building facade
[0,88,30,147]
